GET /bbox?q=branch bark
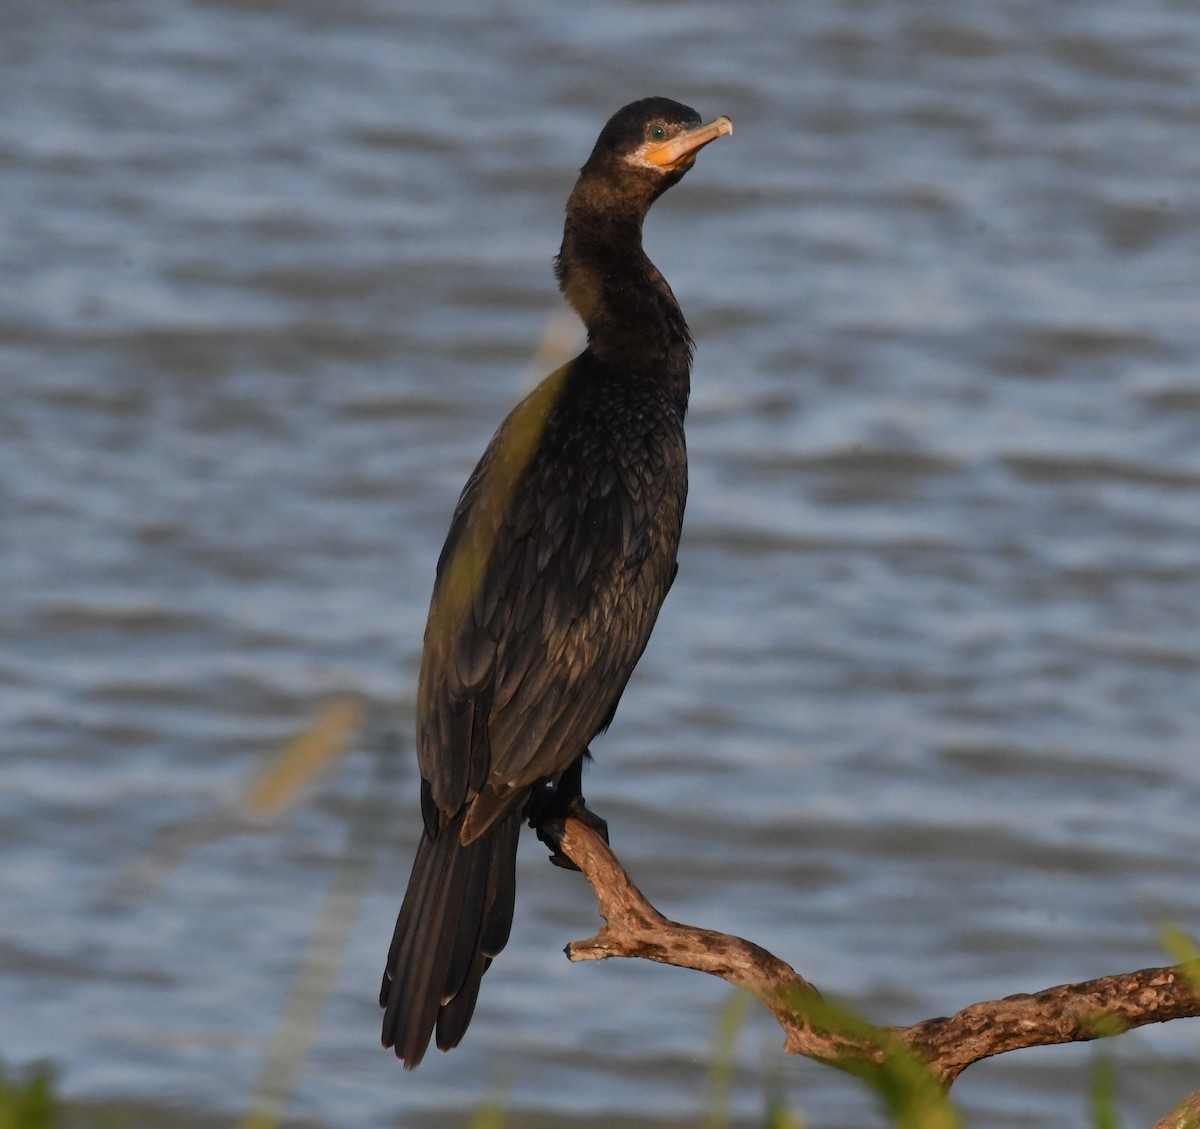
[557,815,1200,1090]
[1152,1088,1200,1129]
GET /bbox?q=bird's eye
[649,124,667,141]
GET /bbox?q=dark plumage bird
[380,97,732,1067]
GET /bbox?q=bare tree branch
[904,963,1200,1083]
[1153,1089,1200,1129]
[557,815,1200,1089]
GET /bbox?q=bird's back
[417,353,688,841]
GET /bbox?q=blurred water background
[2,1,1199,1126]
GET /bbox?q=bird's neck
[555,202,693,406]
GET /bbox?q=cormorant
[380,97,732,1067]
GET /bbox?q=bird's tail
[380,808,520,1067]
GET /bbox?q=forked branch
[556,815,1200,1091]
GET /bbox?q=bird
[380,97,732,1068]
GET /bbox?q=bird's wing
[416,365,685,842]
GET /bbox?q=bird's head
[575,97,733,213]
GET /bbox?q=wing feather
[417,358,687,842]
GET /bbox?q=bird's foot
[531,795,609,871]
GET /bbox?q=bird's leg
[527,752,609,870]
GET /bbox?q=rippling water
[2,1,1199,1126]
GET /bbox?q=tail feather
[436,950,489,1051]
[480,820,518,956]
[437,809,519,1051]
[380,809,520,1067]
